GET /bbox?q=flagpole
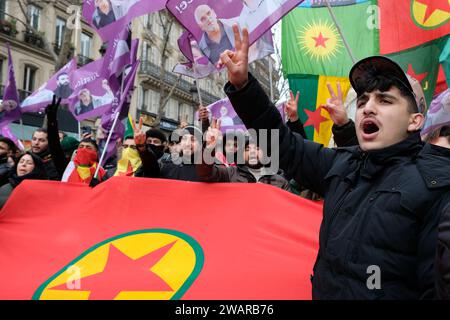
[324,0,356,64]
[93,71,126,179]
[74,7,82,141]
[192,62,203,106]
[268,56,274,101]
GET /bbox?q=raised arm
[133,117,160,178]
[197,119,231,182]
[45,95,68,178]
[219,25,337,195]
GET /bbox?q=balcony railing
[139,60,221,105]
[24,30,45,49]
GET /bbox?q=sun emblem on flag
[411,0,450,29]
[297,20,342,62]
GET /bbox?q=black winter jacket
[197,160,291,191]
[225,74,446,299]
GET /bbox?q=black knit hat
[145,128,167,143]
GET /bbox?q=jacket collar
[352,132,423,180]
[417,143,450,189]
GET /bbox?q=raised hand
[219,24,249,90]
[179,114,188,129]
[285,91,300,122]
[198,105,209,122]
[45,95,62,117]
[132,116,146,148]
[205,118,222,149]
[321,82,349,126]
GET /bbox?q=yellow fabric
[314,75,351,146]
[114,148,142,177]
[76,163,96,181]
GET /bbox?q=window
[139,86,148,110]
[55,18,66,49]
[28,5,41,30]
[0,0,6,20]
[150,45,160,65]
[80,33,92,58]
[149,89,160,114]
[142,42,149,61]
[165,98,179,120]
[23,65,37,92]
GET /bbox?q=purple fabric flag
[198,96,285,133]
[1,125,24,150]
[67,58,120,122]
[20,58,77,113]
[422,89,450,137]
[98,60,140,164]
[102,25,139,79]
[0,44,20,128]
[83,0,166,41]
[174,30,275,79]
[166,0,303,65]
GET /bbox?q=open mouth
[363,121,379,135]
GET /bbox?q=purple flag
[174,30,275,79]
[102,26,139,79]
[83,0,166,41]
[1,126,24,150]
[198,97,285,133]
[0,44,20,128]
[166,0,303,65]
[98,60,140,164]
[422,89,450,137]
[67,58,120,121]
[20,58,77,113]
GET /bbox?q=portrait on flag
[166,0,302,64]
[68,59,120,121]
[83,0,166,40]
[174,30,275,79]
[20,59,77,113]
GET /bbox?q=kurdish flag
[282,0,450,146]
[288,75,351,146]
[0,178,321,300]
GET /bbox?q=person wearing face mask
[112,135,142,177]
[131,118,162,178]
[0,152,48,209]
[61,139,106,184]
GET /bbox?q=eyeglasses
[122,144,137,150]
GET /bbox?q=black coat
[225,74,448,299]
[423,144,450,299]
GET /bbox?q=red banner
[0,178,321,300]
[379,0,450,54]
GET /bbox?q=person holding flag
[218,25,449,299]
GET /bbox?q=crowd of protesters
[1,26,450,299]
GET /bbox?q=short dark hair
[354,72,418,114]
[0,136,17,152]
[80,138,99,151]
[33,128,48,137]
[123,135,134,141]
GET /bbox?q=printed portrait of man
[194,4,235,64]
[53,72,73,99]
[74,80,114,116]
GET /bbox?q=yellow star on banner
[297,19,343,63]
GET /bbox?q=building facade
[0,1,279,140]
